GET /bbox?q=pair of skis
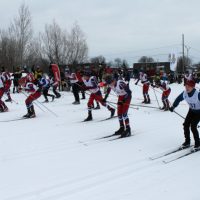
[0,117,33,122]
[95,132,132,141]
[79,133,132,146]
[81,115,118,123]
[149,145,199,163]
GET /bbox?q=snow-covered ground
[0,81,199,200]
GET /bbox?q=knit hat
[186,80,195,87]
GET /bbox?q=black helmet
[104,74,114,84]
[83,70,91,77]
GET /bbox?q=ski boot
[56,93,61,98]
[94,104,100,110]
[84,111,93,121]
[121,126,131,138]
[3,107,8,112]
[72,101,80,105]
[193,140,200,152]
[23,106,36,118]
[114,127,125,135]
[180,140,190,149]
[5,98,12,102]
[160,106,165,110]
[110,108,115,117]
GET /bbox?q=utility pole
[185,45,191,67]
[182,34,185,73]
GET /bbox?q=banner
[51,64,61,82]
[168,52,177,71]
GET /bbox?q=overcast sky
[0,0,200,64]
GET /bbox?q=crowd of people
[0,64,200,151]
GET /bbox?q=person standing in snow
[103,74,132,137]
[82,71,115,121]
[135,71,151,104]
[169,80,200,151]
[76,70,86,100]
[65,69,80,105]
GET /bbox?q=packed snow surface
[0,82,199,200]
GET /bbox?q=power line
[120,53,169,60]
[96,43,181,57]
[190,47,200,53]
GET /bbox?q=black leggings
[72,83,80,102]
[183,109,200,143]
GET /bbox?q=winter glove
[117,101,123,106]
[102,97,107,103]
[102,94,108,103]
[169,106,174,112]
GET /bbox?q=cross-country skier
[38,75,55,103]
[82,71,115,121]
[50,77,61,99]
[169,79,200,151]
[1,69,12,102]
[103,74,132,137]
[23,82,42,118]
[135,71,151,104]
[0,73,8,112]
[152,80,171,111]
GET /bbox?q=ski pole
[107,99,158,109]
[21,91,46,112]
[135,83,161,93]
[173,110,200,128]
[107,100,139,110]
[35,99,58,117]
[11,98,19,105]
[130,103,159,109]
[3,94,19,105]
[173,110,185,119]
[107,101,117,109]
[136,83,161,94]
[151,86,160,108]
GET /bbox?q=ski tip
[149,157,155,160]
[162,159,174,164]
[78,141,89,146]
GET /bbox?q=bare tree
[0,29,18,71]
[90,55,106,64]
[40,21,88,65]
[176,56,192,73]
[25,37,43,67]
[40,20,68,64]
[67,22,88,64]
[138,56,154,63]
[114,58,122,68]
[11,3,33,67]
[0,5,89,71]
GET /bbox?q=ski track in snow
[1,82,200,200]
[4,156,160,200]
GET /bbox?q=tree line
[0,3,88,72]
